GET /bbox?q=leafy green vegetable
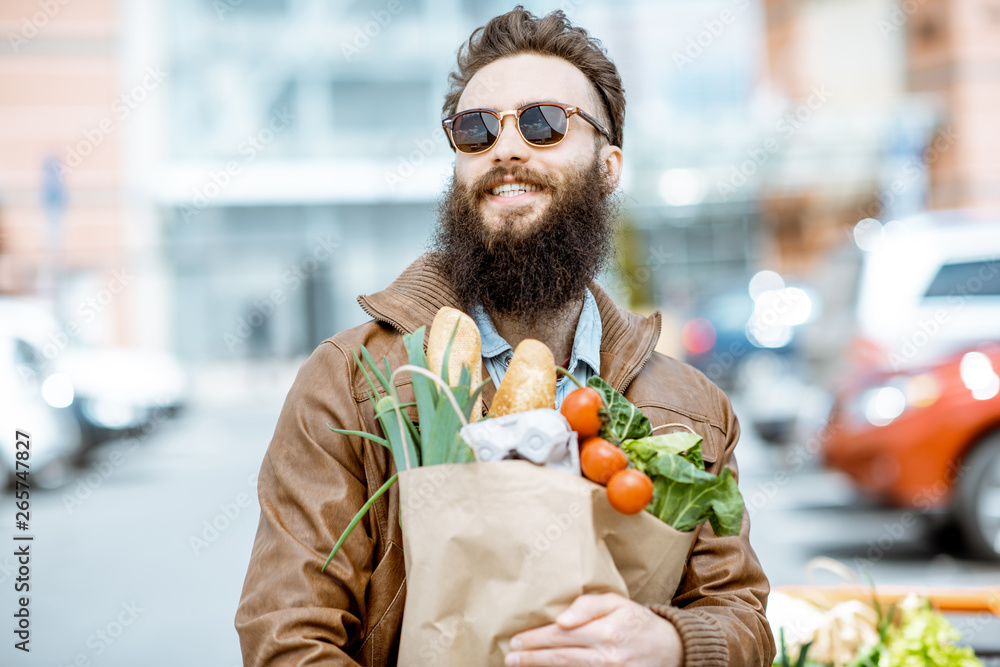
[847,594,982,667]
[586,377,744,536]
[622,431,744,536]
[883,597,981,667]
[622,432,704,469]
[323,325,485,571]
[587,375,651,444]
[775,628,815,667]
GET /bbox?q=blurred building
[4,0,994,365]
[760,0,920,275]
[906,0,1000,209]
[0,0,134,349]
[759,0,1000,275]
[131,0,776,361]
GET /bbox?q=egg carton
[459,408,580,475]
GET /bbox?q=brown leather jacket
[236,255,776,666]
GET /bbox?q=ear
[599,143,623,195]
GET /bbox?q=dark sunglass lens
[519,105,567,146]
[451,112,499,153]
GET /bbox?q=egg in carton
[459,408,580,475]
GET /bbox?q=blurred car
[0,324,82,489]
[817,210,1000,558]
[60,346,188,449]
[681,284,801,388]
[0,297,188,454]
[822,343,1000,559]
[849,210,1000,371]
[681,276,818,443]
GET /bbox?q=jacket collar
[357,254,662,401]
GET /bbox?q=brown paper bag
[396,460,697,666]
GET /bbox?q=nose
[490,114,530,165]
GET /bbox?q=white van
[855,210,1000,371]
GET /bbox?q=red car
[822,342,1000,559]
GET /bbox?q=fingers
[511,621,605,651]
[506,647,611,667]
[555,592,628,629]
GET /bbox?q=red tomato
[561,387,604,438]
[606,469,653,515]
[580,437,628,485]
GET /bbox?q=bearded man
[236,7,775,666]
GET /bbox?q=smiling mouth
[488,182,542,197]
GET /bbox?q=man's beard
[431,155,617,327]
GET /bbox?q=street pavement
[2,366,999,665]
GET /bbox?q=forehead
[457,53,598,112]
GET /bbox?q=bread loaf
[491,339,556,417]
[427,306,483,421]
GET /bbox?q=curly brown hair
[442,6,625,149]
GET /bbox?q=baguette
[427,306,483,421]
[491,339,556,417]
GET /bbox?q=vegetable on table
[769,574,986,667]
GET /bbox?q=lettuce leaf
[622,432,744,536]
[882,598,982,667]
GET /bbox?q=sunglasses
[442,102,613,154]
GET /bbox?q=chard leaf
[623,433,743,535]
[587,376,651,443]
[622,433,704,468]
[654,458,743,535]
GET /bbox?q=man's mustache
[470,166,558,197]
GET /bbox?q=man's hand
[505,592,684,667]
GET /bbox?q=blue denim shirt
[471,288,602,409]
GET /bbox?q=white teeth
[490,182,540,197]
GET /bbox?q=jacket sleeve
[650,385,776,667]
[236,341,375,666]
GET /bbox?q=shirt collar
[357,253,662,393]
[471,288,602,376]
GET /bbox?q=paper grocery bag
[396,460,697,666]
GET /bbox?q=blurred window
[344,0,425,16]
[202,0,288,15]
[924,260,1000,298]
[669,64,751,113]
[13,338,44,372]
[461,0,516,23]
[331,80,431,153]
